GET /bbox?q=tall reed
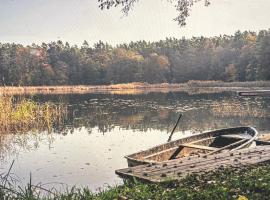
[0,96,67,134]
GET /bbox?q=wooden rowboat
[125,127,258,167]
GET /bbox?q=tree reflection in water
[1,91,270,162]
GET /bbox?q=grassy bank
[0,81,270,95]
[0,96,67,133]
[1,163,270,199]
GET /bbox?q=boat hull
[125,127,258,167]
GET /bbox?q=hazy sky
[1,0,270,46]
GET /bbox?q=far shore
[1,81,270,95]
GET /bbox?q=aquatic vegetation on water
[0,96,67,134]
[0,163,270,199]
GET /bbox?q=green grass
[1,164,270,200]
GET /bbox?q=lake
[0,91,270,191]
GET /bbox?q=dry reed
[0,96,67,134]
[0,81,269,95]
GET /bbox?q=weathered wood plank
[179,143,219,151]
[238,90,270,96]
[258,133,270,142]
[148,152,270,181]
[116,146,270,183]
[123,147,265,173]
[124,149,266,177]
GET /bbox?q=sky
[0,0,270,46]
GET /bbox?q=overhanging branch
[98,0,211,26]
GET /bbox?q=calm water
[0,91,270,190]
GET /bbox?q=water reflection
[35,92,270,133]
[0,132,54,163]
[1,128,179,190]
[0,92,269,190]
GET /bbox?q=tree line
[0,29,269,86]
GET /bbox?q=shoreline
[1,163,270,199]
[1,81,270,95]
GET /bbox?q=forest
[0,29,269,86]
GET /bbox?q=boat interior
[135,134,253,163]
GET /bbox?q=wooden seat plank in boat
[179,143,219,151]
[220,134,252,140]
